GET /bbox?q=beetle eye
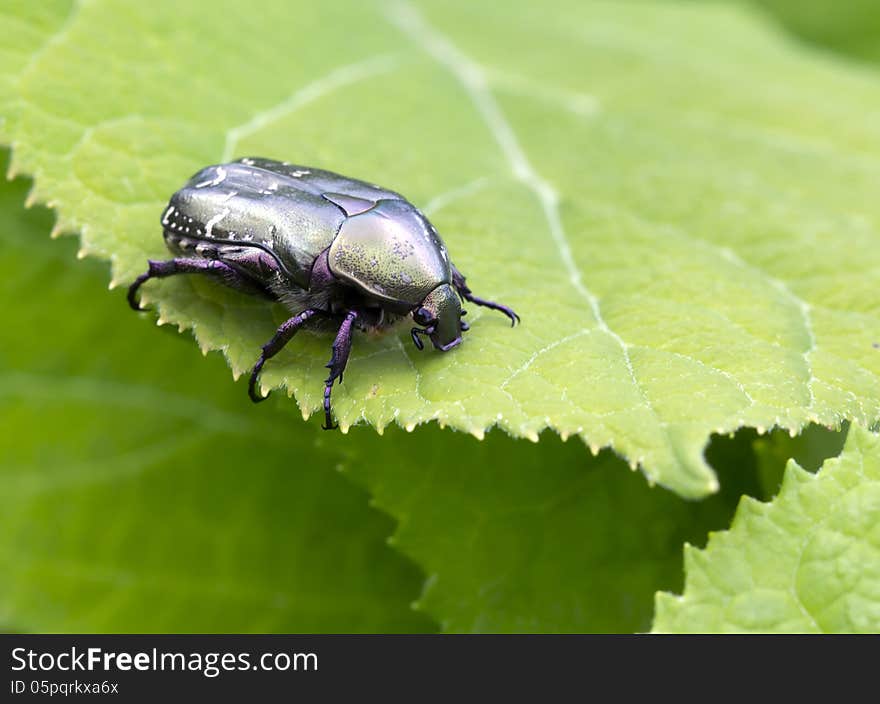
[413,307,435,326]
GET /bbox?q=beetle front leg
[128,258,250,311]
[451,264,520,326]
[322,310,359,430]
[249,309,319,403]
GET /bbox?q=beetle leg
[450,264,520,326]
[249,309,319,403]
[128,258,249,311]
[323,310,359,430]
[410,325,434,351]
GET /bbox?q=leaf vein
[389,0,673,467]
[221,54,399,162]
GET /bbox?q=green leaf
[0,1,72,131]
[3,0,880,497]
[653,424,880,633]
[341,428,752,633]
[0,160,434,633]
[340,423,847,633]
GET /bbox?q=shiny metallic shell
[328,198,452,307]
[161,158,451,307]
[161,158,409,290]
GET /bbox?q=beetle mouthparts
[433,335,462,352]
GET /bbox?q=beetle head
[411,283,462,351]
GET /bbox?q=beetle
[128,157,519,429]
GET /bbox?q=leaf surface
[3,0,880,497]
[342,430,749,633]
[653,424,880,633]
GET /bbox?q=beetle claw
[411,327,425,351]
[127,272,151,311]
[248,358,270,403]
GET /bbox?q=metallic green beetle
[129,157,519,429]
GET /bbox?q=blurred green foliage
[749,0,880,61]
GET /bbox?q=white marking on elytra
[290,169,310,178]
[240,158,255,166]
[161,206,175,225]
[204,208,230,238]
[220,190,238,204]
[195,166,227,188]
